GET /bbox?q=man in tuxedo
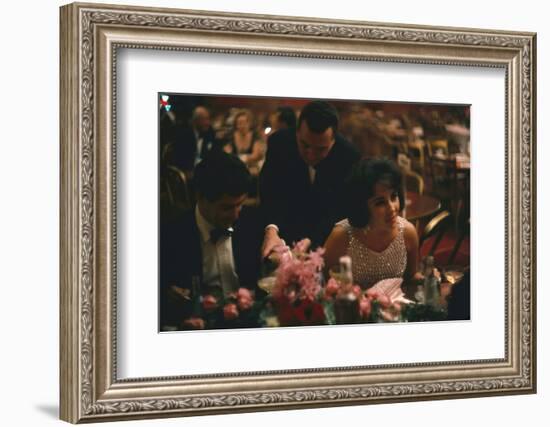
[260,100,360,254]
[170,105,222,177]
[160,151,262,329]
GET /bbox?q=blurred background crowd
[159,94,470,268]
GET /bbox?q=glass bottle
[334,256,360,324]
[258,254,278,295]
[423,256,440,308]
[191,275,202,316]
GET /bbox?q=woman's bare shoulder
[323,224,350,269]
[327,222,349,243]
[401,217,419,243]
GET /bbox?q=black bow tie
[210,228,233,243]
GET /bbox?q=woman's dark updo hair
[346,158,405,228]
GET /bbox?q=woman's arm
[323,225,349,276]
[246,136,265,164]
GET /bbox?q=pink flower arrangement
[180,287,259,329]
[236,288,254,311]
[268,241,408,326]
[223,303,239,320]
[272,239,325,303]
[324,278,340,298]
[219,287,257,321]
[361,285,405,322]
[271,239,327,326]
[202,294,218,312]
[323,277,406,323]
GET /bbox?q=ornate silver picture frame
[60,2,536,423]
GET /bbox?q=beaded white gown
[336,216,407,289]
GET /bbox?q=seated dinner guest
[160,151,262,328]
[171,105,223,178]
[260,100,360,254]
[323,158,419,296]
[224,110,264,169]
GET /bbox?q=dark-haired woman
[323,158,419,293]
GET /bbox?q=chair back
[448,217,470,265]
[426,139,449,157]
[404,170,424,195]
[420,210,452,256]
[397,153,411,172]
[160,165,192,220]
[406,139,425,172]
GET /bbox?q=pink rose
[202,294,218,311]
[237,298,254,310]
[325,278,340,297]
[366,287,381,300]
[308,248,326,271]
[237,288,254,310]
[237,288,253,300]
[285,289,297,302]
[182,317,205,330]
[223,303,239,320]
[359,298,372,319]
[352,285,362,298]
[377,294,392,309]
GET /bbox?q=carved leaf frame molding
[60,2,536,423]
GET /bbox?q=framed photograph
[60,2,536,423]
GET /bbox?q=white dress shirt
[194,128,204,166]
[308,165,316,184]
[195,206,239,295]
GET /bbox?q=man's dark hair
[297,100,339,134]
[346,158,405,228]
[194,151,251,202]
[277,106,297,129]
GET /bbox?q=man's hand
[261,226,287,259]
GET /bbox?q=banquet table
[405,191,441,221]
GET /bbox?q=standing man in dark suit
[160,152,262,329]
[260,100,360,255]
[170,105,222,178]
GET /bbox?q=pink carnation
[307,247,326,271]
[359,298,372,319]
[366,287,381,300]
[202,294,218,311]
[237,288,254,311]
[325,278,340,297]
[272,241,324,304]
[377,294,392,309]
[237,287,253,300]
[223,303,239,320]
[238,297,253,310]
